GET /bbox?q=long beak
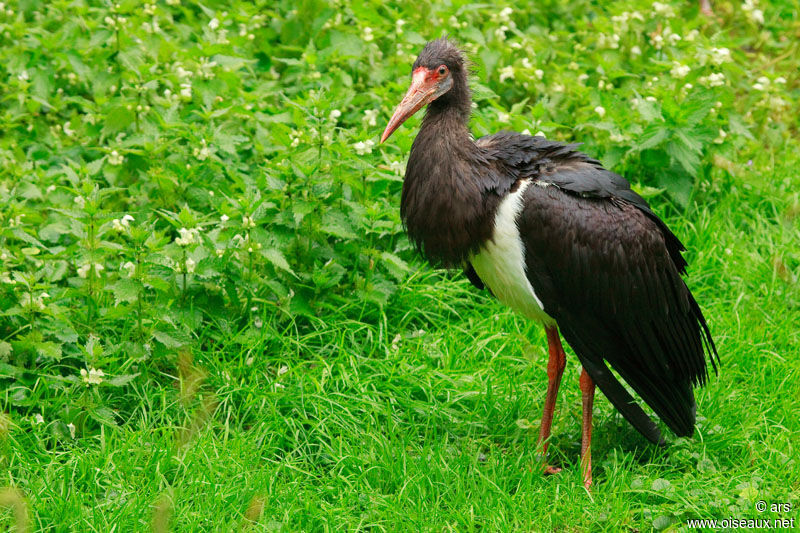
[381,68,438,143]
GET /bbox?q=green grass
[2,0,800,531]
[4,173,799,530]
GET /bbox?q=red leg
[579,368,595,490]
[699,0,713,16]
[537,325,566,474]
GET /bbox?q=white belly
[470,180,555,325]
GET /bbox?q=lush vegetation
[1,0,798,530]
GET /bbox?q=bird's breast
[469,179,555,325]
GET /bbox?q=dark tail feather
[579,357,665,445]
[687,288,720,375]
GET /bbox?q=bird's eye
[438,66,448,76]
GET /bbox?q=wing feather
[511,166,718,441]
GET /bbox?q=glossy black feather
[397,38,719,443]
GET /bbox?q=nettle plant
[0,0,787,435]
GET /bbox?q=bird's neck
[401,105,493,267]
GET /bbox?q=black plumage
[381,37,719,485]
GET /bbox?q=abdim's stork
[380,38,719,489]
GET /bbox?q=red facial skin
[381,66,448,143]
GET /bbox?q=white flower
[364,109,379,126]
[774,76,786,84]
[180,82,192,100]
[208,17,219,30]
[80,367,105,385]
[363,27,374,42]
[388,160,404,174]
[277,364,289,375]
[652,1,675,17]
[742,0,764,24]
[175,227,201,246]
[67,422,76,438]
[122,261,136,277]
[499,65,515,82]
[594,106,606,118]
[685,29,699,42]
[700,72,726,87]
[710,47,731,65]
[195,144,210,161]
[670,62,690,79]
[713,128,727,144]
[220,214,229,223]
[651,34,664,50]
[630,45,642,55]
[77,263,104,278]
[176,65,193,78]
[329,109,342,121]
[17,70,29,81]
[752,82,765,91]
[112,218,126,231]
[497,112,510,123]
[353,139,375,155]
[243,215,256,228]
[756,76,770,85]
[108,150,124,165]
[499,6,513,22]
[185,257,196,273]
[535,131,546,137]
[534,69,544,80]
[74,195,86,209]
[34,413,44,425]
[494,25,508,40]
[521,58,532,69]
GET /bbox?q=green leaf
[634,99,663,122]
[656,168,693,208]
[108,278,141,305]
[104,106,135,134]
[634,126,669,151]
[651,478,672,492]
[0,341,12,361]
[728,114,754,140]
[105,373,140,387]
[666,140,701,175]
[320,211,357,239]
[88,406,118,426]
[153,330,190,349]
[36,342,63,361]
[684,93,715,126]
[262,248,295,276]
[380,252,410,282]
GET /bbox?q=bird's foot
[543,465,562,475]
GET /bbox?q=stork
[380,38,719,489]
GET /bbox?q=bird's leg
[537,325,566,475]
[699,0,714,16]
[579,368,595,490]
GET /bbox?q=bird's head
[381,37,470,143]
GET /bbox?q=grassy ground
[2,0,800,531]
[5,166,799,531]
